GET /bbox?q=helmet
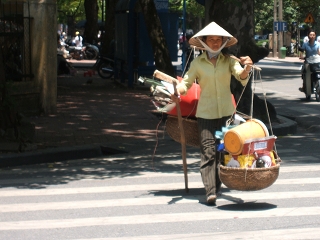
[75,31,79,35]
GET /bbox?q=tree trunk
[84,0,99,44]
[138,0,175,76]
[67,15,75,39]
[100,0,116,56]
[205,0,268,62]
[0,46,5,104]
[205,0,277,123]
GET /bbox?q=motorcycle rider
[74,31,83,47]
[298,29,320,92]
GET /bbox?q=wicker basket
[219,164,280,191]
[166,115,200,148]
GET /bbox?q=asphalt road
[255,59,320,165]
[0,59,320,239]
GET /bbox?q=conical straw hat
[189,22,238,49]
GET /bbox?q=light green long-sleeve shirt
[179,52,249,119]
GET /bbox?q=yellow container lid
[224,130,244,155]
[223,119,269,155]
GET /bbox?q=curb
[270,115,297,136]
[264,57,303,65]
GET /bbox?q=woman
[299,29,320,92]
[300,29,320,58]
[173,22,253,205]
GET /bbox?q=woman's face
[205,35,223,50]
[308,31,316,41]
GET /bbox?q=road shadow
[0,140,201,189]
[217,202,277,211]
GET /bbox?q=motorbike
[82,43,99,60]
[60,41,99,60]
[300,55,320,101]
[93,54,115,79]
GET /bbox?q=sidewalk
[0,56,306,167]
[0,62,168,165]
[265,55,303,64]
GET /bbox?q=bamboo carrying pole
[153,70,189,192]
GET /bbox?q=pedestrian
[171,22,253,205]
[298,29,320,92]
[60,32,67,43]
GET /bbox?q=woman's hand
[239,56,254,80]
[239,56,253,67]
[171,85,184,102]
[171,93,181,103]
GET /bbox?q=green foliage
[256,39,269,46]
[57,0,103,24]
[169,0,204,19]
[57,0,85,24]
[255,0,320,34]
[255,0,274,33]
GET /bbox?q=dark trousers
[197,117,230,197]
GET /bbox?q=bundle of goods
[138,76,200,118]
[217,118,281,191]
[138,76,177,114]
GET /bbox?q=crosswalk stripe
[1,163,319,177]
[275,177,320,184]
[1,206,320,230]
[277,164,320,172]
[0,182,204,197]
[0,167,318,184]
[1,190,320,213]
[75,227,320,240]
[0,164,319,184]
[0,177,319,197]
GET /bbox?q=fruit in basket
[226,157,240,168]
[252,154,273,168]
[224,151,276,168]
[224,154,255,168]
